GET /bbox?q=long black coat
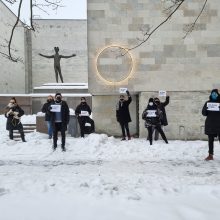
[5,104,24,130]
[158,96,169,126]
[50,101,70,131]
[202,99,220,135]
[116,96,132,123]
[75,103,92,117]
[142,103,161,127]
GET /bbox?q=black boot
[20,132,26,142]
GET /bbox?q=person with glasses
[5,97,26,142]
[75,97,95,138]
[41,95,54,139]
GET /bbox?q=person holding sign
[75,97,95,138]
[202,89,220,160]
[142,98,168,145]
[50,92,70,151]
[153,94,170,140]
[116,90,132,140]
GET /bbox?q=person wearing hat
[202,89,220,160]
[142,98,168,145]
[75,97,95,138]
[50,92,69,151]
[116,90,132,140]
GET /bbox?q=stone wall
[87,0,220,139]
[32,19,88,87]
[0,1,25,94]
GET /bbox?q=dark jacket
[142,101,162,127]
[75,103,92,117]
[41,100,54,121]
[157,96,169,126]
[116,96,132,123]
[50,100,70,130]
[5,104,24,130]
[202,89,220,135]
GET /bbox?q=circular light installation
[95,45,134,85]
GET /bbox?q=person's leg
[18,128,26,142]
[156,125,168,144]
[9,130,13,140]
[61,126,66,151]
[54,67,59,83]
[205,134,215,160]
[78,118,85,137]
[47,121,53,138]
[124,122,131,140]
[147,127,153,145]
[53,123,58,150]
[154,126,160,141]
[57,66,64,83]
[119,122,126,140]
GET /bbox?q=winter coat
[116,96,132,123]
[142,103,162,128]
[50,100,70,131]
[5,104,24,131]
[41,100,54,121]
[75,103,92,117]
[202,91,220,135]
[157,96,169,126]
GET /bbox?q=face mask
[149,102,153,106]
[211,92,218,101]
[56,97,61,102]
[81,101,86,105]
[8,103,15,108]
[47,99,52,103]
[120,99,124,102]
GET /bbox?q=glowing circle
[96,45,134,85]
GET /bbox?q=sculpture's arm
[39,53,54,58]
[60,54,76,59]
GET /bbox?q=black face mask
[81,101,86,105]
[47,99,52,103]
[56,97,61,103]
[120,99,124,102]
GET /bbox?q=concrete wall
[32,19,88,87]
[0,1,25,94]
[87,0,220,139]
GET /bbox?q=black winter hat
[148,98,154,103]
[55,92,62,98]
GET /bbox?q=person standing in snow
[75,97,95,138]
[116,90,132,140]
[41,95,54,139]
[142,98,168,145]
[153,95,170,140]
[5,97,26,142]
[50,93,69,151]
[202,89,220,161]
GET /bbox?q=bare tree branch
[183,0,208,39]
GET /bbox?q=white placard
[119,88,127,94]
[147,110,157,117]
[207,102,220,111]
[159,90,167,97]
[50,105,61,112]
[80,111,89,116]
[85,122,91,127]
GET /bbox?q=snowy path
[0,116,220,219]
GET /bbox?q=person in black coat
[153,95,170,140]
[5,97,26,142]
[202,89,220,160]
[142,98,168,145]
[50,93,70,151]
[116,90,132,140]
[41,95,54,139]
[75,97,95,138]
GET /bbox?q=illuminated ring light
[95,45,134,85]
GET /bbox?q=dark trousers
[9,129,25,142]
[147,125,168,145]
[119,122,130,138]
[53,122,66,149]
[78,117,95,137]
[208,134,215,155]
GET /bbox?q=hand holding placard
[159,90,167,97]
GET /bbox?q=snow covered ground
[0,115,220,220]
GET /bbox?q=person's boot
[205,154,214,161]
[128,136,131,140]
[21,133,26,142]
[61,143,66,152]
[121,136,126,141]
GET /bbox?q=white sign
[159,90,167,97]
[119,88,128,94]
[147,110,157,117]
[207,102,220,111]
[50,105,61,112]
[80,111,89,116]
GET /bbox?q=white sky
[3,0,87,24]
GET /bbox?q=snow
[0,115,220,220]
